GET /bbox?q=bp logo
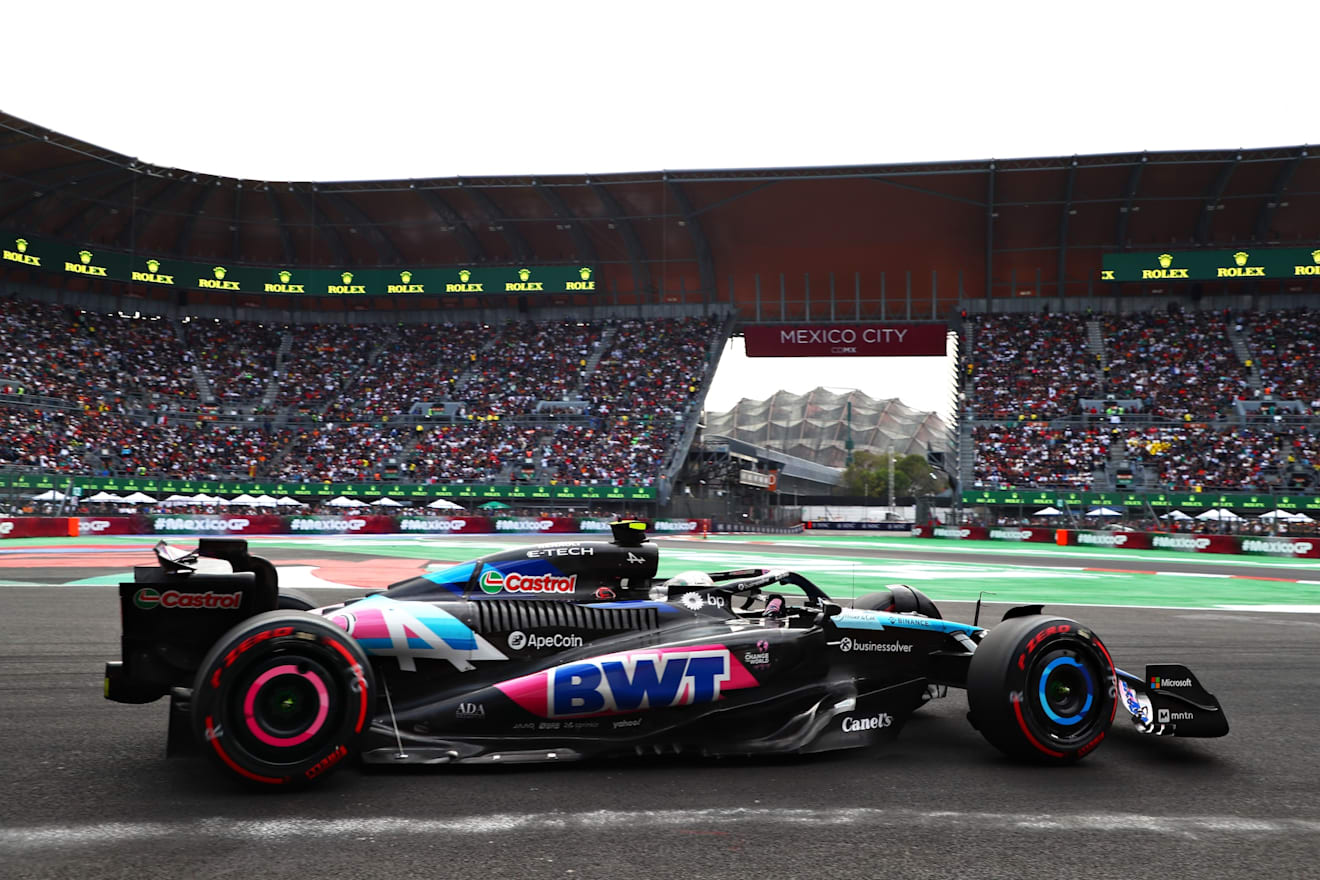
[1157,253,1173,268]
[15,238,27,253]
[213,266,227,279]
[400,270,412,283]
[459,269,471,282]
[1233,251,1249,267]
[341,271,353,284]
[578,266,592,280]
[480,570,505,594]
[134,588,162,610]
[79,250,92,264]
[518,267,531,281]
[279,270,292,283]
[146,259,160,273]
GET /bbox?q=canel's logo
[841,714,893,732]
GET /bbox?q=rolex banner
[1101,246,1320,283]
[0,231,597,296]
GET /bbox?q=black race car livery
[104,522,1228,786]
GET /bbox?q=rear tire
[966,615,1115,763]
[854,585,942,619]
[276,588,318,611]
[191,611,374,787]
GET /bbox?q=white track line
[2,809,1317,849]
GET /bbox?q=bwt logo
[549,649,739,717]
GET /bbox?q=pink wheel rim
[242,663,330,747]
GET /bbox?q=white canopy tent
[1086,507,1122,517]
[31,490,68,501]
[275,496,305,507]
[228,493,259,505]
[1032,506,1062,517]
[1160,510,1194,520]
[326,496,367,507]
[84,491,125,503]
[161,494,195,506]
[370,498,405,507]
[1195,508,1243,521]
[427,498,464,510]
[121,492,157,504]
[252,495,280,507]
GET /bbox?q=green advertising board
[1101,246,1320,283]
[962,489,1314,510]
[0,231,598,296]
[0,473,654,501]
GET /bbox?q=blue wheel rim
[1038,656,1093,726]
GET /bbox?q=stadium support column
[984,163,995,302]
[1057,160,1076,301]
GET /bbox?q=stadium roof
[703,388,948,469]
[2,110,1318,314]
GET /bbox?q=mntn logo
[549,649,735,717]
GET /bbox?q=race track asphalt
[1,536,1317,880]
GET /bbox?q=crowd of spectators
[1246,308,1320,409]
[971,424,1109,489]
[0,298,726,487]
[1101,309,1250,419]
[1120,424,1320,491]
[967,314,1097,419]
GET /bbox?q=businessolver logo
[447,267,483,294]
[3,237,40,267]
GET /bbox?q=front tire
[966,614,1115,763]
[191,611,374,787]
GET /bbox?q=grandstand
[2,108,1320,524]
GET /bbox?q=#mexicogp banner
[0,231,597,296]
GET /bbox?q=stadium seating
[0,298,725,487]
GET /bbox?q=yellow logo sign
[506,267,543,292]
[446,268,482,293]
[1142,252,1188,280]
[388,269,424,293]
[64,249,106,276]
[1218,251,1263,277]
[131,258,174,285]
[1295,249,1320,276]
[198,265,239,289]
[341,272,353,284]
[518,267,531,281]
[3,237,40,267]
[264,269,304,292]
[567,265,596,291]
[214,266,227,279]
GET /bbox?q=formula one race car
[104,521,1228,787]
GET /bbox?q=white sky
[4,0,1316,424]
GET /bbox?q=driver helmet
[663,570,715,588]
